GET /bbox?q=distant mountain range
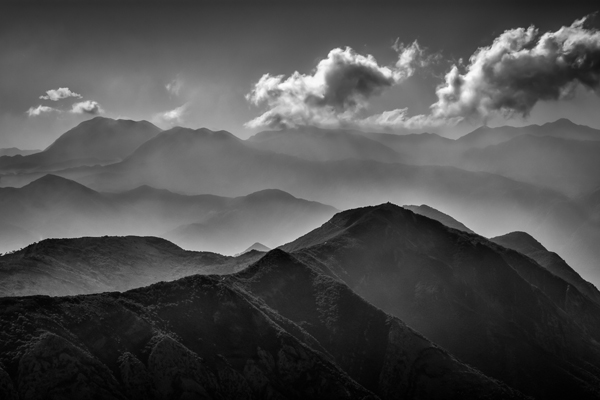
[0,174,337,255]
[2,204,600,399]
[1,116,599,285]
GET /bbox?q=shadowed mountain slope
[0,117,161,172]
[0,236,261,297]
[281,203,600,400]
[0,274,376,400]
[0,248,527,400]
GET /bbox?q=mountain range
[2,204,600,398]
[2,116,600,285]
[0,174,337,255]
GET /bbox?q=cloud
[153,103,188,126]
[431,15,600,120]
[246,15,600,132]
[70,100,104,115]
[26,105,59,117]
[245,42,433,129]
[40,87,82,101]
[166,77,184,96]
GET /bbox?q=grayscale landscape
[1,1,600,399]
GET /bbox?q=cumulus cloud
[246,15,600,132]
[70,100,104,115]
[245,42,433,129]
[40,87,82,101]
[26,105,59,117]
[431,15,600,120]
[153,103,188,126]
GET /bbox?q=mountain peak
[242,188,297,201]
[491,231,547,253]
[25,174,85,189]
[21,174,101,199]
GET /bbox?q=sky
[1,0,600,149]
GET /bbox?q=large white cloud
[245,42,432,129]
[431,16,600,121]
[70,100,104,115]
[40,87,82,101]
[246,15,600,132]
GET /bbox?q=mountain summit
[282,203,600,399]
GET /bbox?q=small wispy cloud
[166,77,184,96]
[70,100,104,115]
[40,87,82,101]
[26,105,59,117]
[153,103,189,126]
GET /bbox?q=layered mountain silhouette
[282,203,600,399]
[0,174,337,255]
[0,247,527,400]
[2,203,600,398]
[50,121,600,285]
[164,189,337,254]
[0,117,161,172]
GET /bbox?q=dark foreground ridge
[0,249,525,400]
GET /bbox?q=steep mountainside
[282,204,600,400]
[0,236,261,297]
[0,249,526,400]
